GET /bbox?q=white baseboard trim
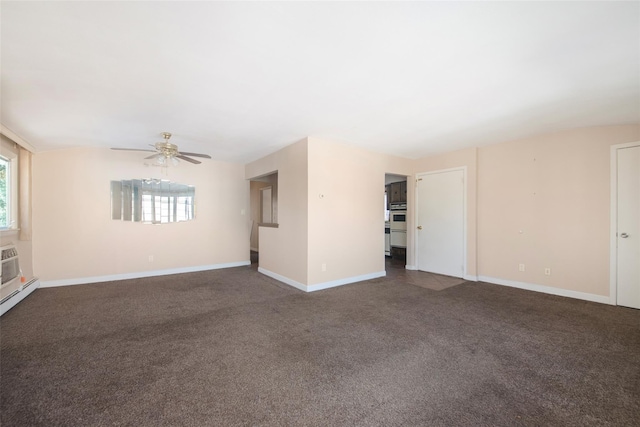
[1,278,40,316]
[307,271,386,292]
[478,275,611,305]
[258,267,307,291]
[39,261,251,288]
[405,265,418,271]
[258,268,386,293]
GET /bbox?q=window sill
[0,228,19,237]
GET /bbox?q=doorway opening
[249,171,278,267]
[385,174,408,268]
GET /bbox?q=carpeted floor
[1,265,639,426]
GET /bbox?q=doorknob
[417,225,423,230]
[620,233,629,238]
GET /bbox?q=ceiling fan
[111,132,212,165]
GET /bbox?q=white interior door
[617,145,640,309]
[417,169,464,277]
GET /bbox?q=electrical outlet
[518,263,525,272]
[544,268,551,276]
[148,255,154,263]
[321,263,326,272]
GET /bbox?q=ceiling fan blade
[176,155,201,164]
[111,148,156,153]
[145,154,161,160]
[178,151,212,159]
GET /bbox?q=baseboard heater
[0,277,39,316]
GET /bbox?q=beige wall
[32,147,249,282]
[245,139,309,285]
[412,147,478,277]
[476,125,640,297]
[307,138,414,285]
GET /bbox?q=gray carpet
[1,266,639,426]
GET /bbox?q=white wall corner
[478,276,611,305]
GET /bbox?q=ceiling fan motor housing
[155,142,179,158]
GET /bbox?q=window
[0,154,18,230]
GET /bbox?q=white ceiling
[2,1,638,163]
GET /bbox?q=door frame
[609,141,640,306]
[414,166,467,278]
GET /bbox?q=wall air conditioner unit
[1,244,39,317]
[1,244,20,288]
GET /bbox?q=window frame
[0,153,18,231]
